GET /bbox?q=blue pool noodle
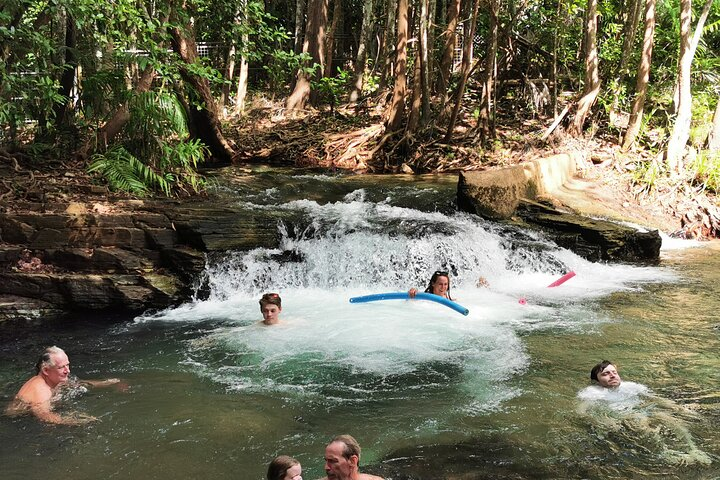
[349,292,469,316]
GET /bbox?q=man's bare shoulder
[359,474,385,480]
[15,376,53,404]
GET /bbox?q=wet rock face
[0,200,283,320]
[515,201,661,263]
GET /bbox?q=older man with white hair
[6,346,121,425]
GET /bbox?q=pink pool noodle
[547,271,576,288]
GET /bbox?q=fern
[88,90,207,196]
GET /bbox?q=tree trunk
[622,0,656,151]
[609,0,642,123]
[707,97,720,150]
[407,39,423,133]
[350,0,375,101]
[324,0,342,78]
[444,0,481,141]
[552,0,564,116]
[171,24,235,165]
[476,0,499,140]
[287,0,329,110]
[666,0,693,174]
[571,0,600,136]
[294,0,307,55]
[386,0,408,131]
[221,45,236,109]
[437,0,460,95]
[671,0,714,113]
[54,10,77,130]
[419,0,431,123]
[234,53,249,114]
[379,0,398,90]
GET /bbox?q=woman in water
[409,270,453,300]
[266,455,302,480]
[259,293,282,325]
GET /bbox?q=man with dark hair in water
[6,346,121,425]
[590,360,622,388]
[321,434,384,480]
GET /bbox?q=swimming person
[409,270,453,300]
[6,346,121,425]
[321,434,384,480]
[577,360,649,401]
[576,360,711,465]
[260,293,282,325]
[266,455,302,480]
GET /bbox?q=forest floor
[1,97,716,238]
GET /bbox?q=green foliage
[312,68,351,110]
[690,149,720,193]
[631,157,665,194]
[88,90,208,196]
[264,51,313,94]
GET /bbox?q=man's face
[324,442,356,480]
[261,304,281,324]
[597,364,621,388]
[43,352,70,387]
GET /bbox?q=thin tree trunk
[294,0,307,55]
[221,45,236,108]
[386,0,408,131]
[54,10,77,130]
[622,0,656,151]
[287,0,329,110]
[444,0,481,141]
[552,0,562,116]
[477,0,499,140]
[666,0,693,173]
[707,97,720,150]
[419,0,431,123]
[671,0,714,113]
[234,53,249,114]
[571,0,601,136]
[379,0,398,90]
[437,0,461,95]
[350,0,375,101]
[407,41,423,133]
[171,23,235,164]
[609,0,642,123]
[324,0,341,78]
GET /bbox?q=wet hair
[424,270,453,301]
[266,455,299,480]
[590,360,615,382]
[259,293,282,309]
[35,346,65,374]
[330,434,361,463]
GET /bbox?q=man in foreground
[321,434,384,480]
[6,346,121,425]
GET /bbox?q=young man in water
[260,292,282,325]
[6,346,121,425]
[591,360,622,388]
[321,434,384,480]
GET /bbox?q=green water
[1,169,719,479]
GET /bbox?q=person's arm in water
[81,378,121,388]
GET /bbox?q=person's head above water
[259,293,282,325]
[267,455,302,480]
[590,360,622,388]
[35,346,70,386]
[425,270,452,299]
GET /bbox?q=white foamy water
[136,182,684,412]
